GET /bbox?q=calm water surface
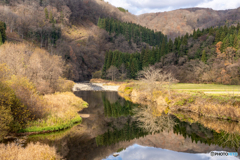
[7,91,240,160]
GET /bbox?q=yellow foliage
[0,105,13,141]
[165,97,171,104]
[7,75,36,93]
[55,77,75,92]
[0,63,10,81]
[0,81,30,131]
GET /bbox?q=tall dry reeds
[0,142,62,160]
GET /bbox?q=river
[1,91,240,160]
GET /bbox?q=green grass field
[171,83,240,90]
[170,83,240,96]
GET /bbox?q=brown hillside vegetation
[137,8,240,39]
[1,0,240,81]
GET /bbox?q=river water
[2,91,240,160]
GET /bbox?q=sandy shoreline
[73,83,119,91]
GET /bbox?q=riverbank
[18,92,88,134]
[118,82,240,122]
[73,82,120,91]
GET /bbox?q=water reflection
[3,91,240,160]
[173,115,240,151]
[133,105,176,134]
[104,144,239,160]
[102,93,137,118]
[96,118,148,146]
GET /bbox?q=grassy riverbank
[19,92,88,133]
[118,82,240,121]
[0,77,88,138]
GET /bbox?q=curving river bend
[3,91,240,160]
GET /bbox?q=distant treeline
[97,17,167,47]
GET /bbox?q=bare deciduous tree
[106,65,119,81]
[137,66,178,97]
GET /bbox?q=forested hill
[0,0,139,81]
[97,18,167,47]
[1,0,240,81]
[102,24,240,85]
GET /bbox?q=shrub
[0,81,30,132]
[92,70,102,78]
[55,77,75,92]
[7,75,47,120]
[0,142,62,160]
[0,105,13,141]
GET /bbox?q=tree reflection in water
[133,105,176,134]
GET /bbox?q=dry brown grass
[118,82,240,121]
[55,77,75,92]
[21,92,88,132]
[43,92,87,119]
[0,142,62,160]
[62,25,89,41]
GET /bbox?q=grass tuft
[0,142,62,160]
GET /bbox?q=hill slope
[1,0,240,81]
[137,7,240,39]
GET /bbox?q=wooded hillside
[101,23,240,85]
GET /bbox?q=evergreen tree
[173,37,178,51]
[0,32,2,46]
[102,51,109,78]
[44,8,49,20]
[142,47,149,67]
[201,50,206,63]
[196,28,201,37]
[224,25,228,33]
[229,34,234,47]
[220,32,225,41]
[224,38,230,51]
[39,0,43,6]
[237,22,240,31]
[49,11,53,23]
[209,27,214,35]
[106,51,113,69]
[182,35,188,46]
[130,58,138,79]
[0,22,6,43]
[233,36,238,49]
[160,39,166,55]
[215,30,220,43]
[193,28,197,39]
[139,48,144,70]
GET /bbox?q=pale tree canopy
[106,65,119,81]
